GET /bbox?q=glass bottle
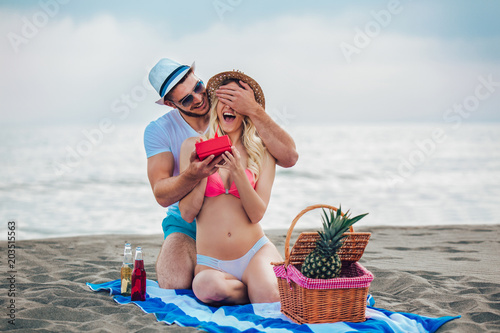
[120,243,133,296]
[131,246,146,301]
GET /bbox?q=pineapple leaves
[302,205,368,279]
[319,206,369,250]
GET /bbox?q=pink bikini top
[205,169,256,199]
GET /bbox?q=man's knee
[158,272,192,290]
[156,233,196,289]
[159,233,196,261]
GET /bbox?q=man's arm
[147,150,220,207]
[245,104,298,168]
[216,81,299,168]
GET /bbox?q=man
[145,58,298,289]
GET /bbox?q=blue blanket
[87,279,459,332]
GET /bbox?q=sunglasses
[174,80,205,108]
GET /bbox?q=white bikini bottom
[196,236,269,281]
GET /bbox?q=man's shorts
[162,214,196,241]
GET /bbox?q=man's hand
[216,79,299,168]
[185,149,223,180]
[215,80,262,117]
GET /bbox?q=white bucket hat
[148,58,195,105]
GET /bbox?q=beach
[2,224,499,332]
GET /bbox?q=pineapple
[301,206,368,279]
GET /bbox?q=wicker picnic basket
[273,204,373,324]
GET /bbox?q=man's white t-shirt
[144,109,202,216]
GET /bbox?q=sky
[1,0,500,126]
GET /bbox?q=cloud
[1,9,499,126]
[1,12,162,125]
[166,14,500,123]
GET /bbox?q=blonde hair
[205,95,267,180]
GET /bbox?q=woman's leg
[242,242,283,303]
[192,266,250,305]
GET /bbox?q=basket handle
[284,204,353,267]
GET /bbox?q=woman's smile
[218,103,243,133]
[223,111,237,123]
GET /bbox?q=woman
[178,70,282,305]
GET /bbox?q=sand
[1,225,499,332]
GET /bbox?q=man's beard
[178,107,210,118]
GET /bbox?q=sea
[1,122,499,240]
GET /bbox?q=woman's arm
[220,148,276,223]
[178,137,207,223]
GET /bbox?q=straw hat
[206,70,265,108]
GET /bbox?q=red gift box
[195,134,232,160]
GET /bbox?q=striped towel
[87,279,459,333]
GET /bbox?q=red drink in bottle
[131,247,146,301]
